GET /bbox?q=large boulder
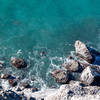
[51,69,69,84]
[11,57,27,69]
[80,66,100,86]
[63,58,80,72]
[75,40,94,63]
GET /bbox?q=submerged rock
[63,59,80,72]
[51,69,69,84]
[40,51,46,56]
[80,66,100,86]
[75,40,94,63]
[11,57,27,69]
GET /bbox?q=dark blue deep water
[0,0,100,89]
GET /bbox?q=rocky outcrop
[75,40,94,63]
[54,40,100,86]
[80,66,100,85]
[51,69,69,84]
[45,81,100,100]
[0,81,100,100]
[11,57,27,69]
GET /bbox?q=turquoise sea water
[0,0,100,89]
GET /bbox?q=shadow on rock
[88,47,100,65]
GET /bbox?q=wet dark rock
[0,90,22,100]
[32,87,38,92]
[29,97,36,100]
[11,57,27,69]
[8,79,18,87]
[30,76,35,81]
[0,86,2,89]
[21,82,31,88]
[80,66,100,86]
[40,51,46,56]
[51,69,69,84]
[75,40,94,63]
[63,59,80,72]
[16,87,22,91]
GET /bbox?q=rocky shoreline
[0,40,100,100]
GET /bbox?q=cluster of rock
[0,57,39,99]
[52,40,100,86]
[0,73,38,100]
[0,40,100,100]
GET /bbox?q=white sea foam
[17,49,22,55]
[1,80,10,90]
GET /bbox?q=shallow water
[0,0,100,89]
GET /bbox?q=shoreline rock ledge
[0,81,99,100]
